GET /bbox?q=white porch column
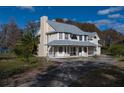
[56,47,59,57]
[87,47,88,57]
[66,46,68,56]
[52,47,54,57]
[62,46,65,56]
[68,34,71,40]
[76,46,79,56]
[69,46,71,56]
[47,46,51,56]
[82,47,84,56]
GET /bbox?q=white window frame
[59,33,63,40]
[65,33,69,40]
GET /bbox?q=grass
[0,52,56,80]
[118,56,124,62]
[0,56,43,80]
[0,54,54,86]
[112,55,124,62]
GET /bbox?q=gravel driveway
[18,55,124,87]
[50,55,118,64]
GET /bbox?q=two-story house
[37,16,101,58]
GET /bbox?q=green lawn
[112,55,124,62]
[0,53,56,86]
[116,56,124,62]
[0,56,42,80]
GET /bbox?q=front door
[70,47,76,56]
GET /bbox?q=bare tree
[0,18,22,49]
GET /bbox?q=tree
[0,18,22,49]
[14,21,39,62]
[0,24,9,48]
[25,21,40,54]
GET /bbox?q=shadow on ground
[30,61,124,87]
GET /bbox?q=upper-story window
[79,35,82,41]
[65,33,69,40]
[94,36,97,39]
[84,35,88,41]
[59,33,63,39]
[89,38,93,41]
[70,34,77,40]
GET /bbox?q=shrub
[109,44,124,56]
[14,29,39,62]
[101,47,109,54]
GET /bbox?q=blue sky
[0,6,124,33]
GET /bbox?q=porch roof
[47,40,97,46]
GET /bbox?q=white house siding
[89,34,101,56]
[95,46,101,55]
[48,33,58,42]
[89,34,100,44]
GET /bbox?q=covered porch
[47,40,97,58]
[47,46,96,58]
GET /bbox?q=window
[65,33,69,40]
[84,47,87,53]
[64,47,66,53]
[79,36,82,41]
[94,36,97,39]
[94,47,97,51]
[59,33,63,39]
[70,34,77,40]
[84,35,88,41]
[79,47,82,52]
[59,47,63,53]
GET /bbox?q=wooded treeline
[0,19,39,50]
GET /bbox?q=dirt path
[1,68,41,87]
[30,61,124,87]
[2,55,124,87]
[91,55,118,65]
[51,55,118,64]
[18,55,124,87]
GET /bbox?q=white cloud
[94,19,112,26]
[108,14,124,19]
[16,6,35,11]
[98,7,124,15]
[63,18,68,22]
[113,24,124,33]
[91,19,124,34]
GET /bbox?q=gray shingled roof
[47,20,95,36]
[47,40,97,46]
